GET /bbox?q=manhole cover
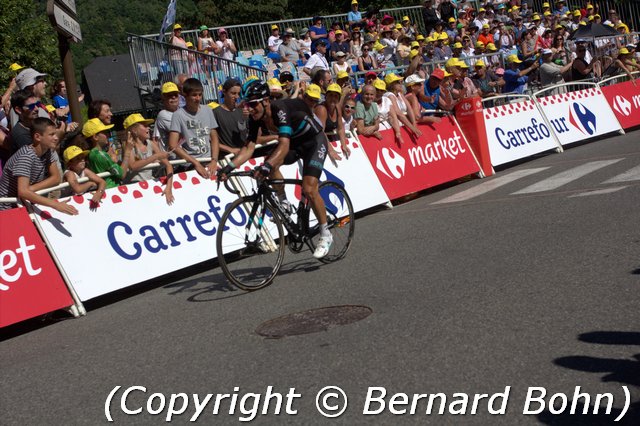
[256,305,372,338]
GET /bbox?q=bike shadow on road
[536,331,640,425]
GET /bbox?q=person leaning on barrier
[84,118,129,189]
[168,78,220,179]
[354,84,382,140]
[539,48,573,87]
[603,48,639,82]
[384,73,422,139]
[472,60,501,97]
[122,113,174,205]
[314,83,350,158]
[571,43,599,81]
[62,145,106,206]
[153,82,180,157]
[0,117,77,214]
[404,73,443,124]
[504,54,538,94]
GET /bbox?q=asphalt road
[2,130,640,425]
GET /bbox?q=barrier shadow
[536,331,640,426]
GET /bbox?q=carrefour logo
[376,147,406,180]
[612,95,632,117]
[568,102,597,135]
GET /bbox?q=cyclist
[218,80,335,259]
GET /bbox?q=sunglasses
[246,99,264,108]
[344,105,355,110]
[23,102,39,111]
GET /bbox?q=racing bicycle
[215,170,355,291]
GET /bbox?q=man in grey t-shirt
[168,78,220,179]
[539,49,573,88]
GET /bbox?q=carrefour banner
[600,79,640,130]
[34,140,389,301]
[359,118,481,201]
[483,99,561,166]
[0,208,74,327]
[535,87,622,146]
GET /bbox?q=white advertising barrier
[483,97,562,166]
[33,139,389,301]
[32,173,245,301]
[534,86,623,146]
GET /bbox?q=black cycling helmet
[242,79,269,101]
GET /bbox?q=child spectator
[354,84,382,140]
[0,117,77,215]
[62,146,106,207]
[123,113,174,205]
[168,78,220,179]
[84,118,130,188]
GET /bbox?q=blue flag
[158,0,177,41]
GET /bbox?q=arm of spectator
[83,169,107,207]
[208,128,220,174]
[198,37,204,52]
[335,108,350,159]
[147,139,174,205]
[64,169,97,195]
[127,146,169,172]
[2,78,17,111]
[168,130,207,178]
[356,118,382,138]
[519,61,539,77]
[390,93,421,138]
[226,39,237,55]
[30,161,62,192]
[17,175,78,215]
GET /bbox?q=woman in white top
[215,28,237,60]
[122,113,174,205]
[372,79,407,144]
[350,30,364,59]
[299,29,312,58]
[197,26,215,54]
[383,73,422,138]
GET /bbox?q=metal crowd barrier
[128,35,267,110]
[143,6,426,54]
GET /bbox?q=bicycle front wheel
[307,181,355,263]
[216,197,285,291]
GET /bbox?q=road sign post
[46,0,82,123]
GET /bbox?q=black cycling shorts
[264,132,328,179]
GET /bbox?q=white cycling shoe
[313,235,333,259]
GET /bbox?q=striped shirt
[0,146,58,210]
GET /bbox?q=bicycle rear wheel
[307,181,355,263]
[216,197,285,291]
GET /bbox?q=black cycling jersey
[247,98,322,145]
[247,98,328,179]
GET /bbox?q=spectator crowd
[1,1,639,214]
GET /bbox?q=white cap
[541,48,553,55]
[404,74,425,85]
[16,68,47,90]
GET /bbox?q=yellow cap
[337,70,349,79]
[326,83,342,94]
[351,0,358,4]
[373,79,386,91]
[395,23,402,30]
[588,16,594,21]
[532,14,541,20]
[208,102,220,109]
[373,41,385,51]
[479,7,486,12]
[267,77,283,88]
[305,83,321,100]
[448,17,456,23]
[587,4,594,9]
[443,70,452,77]
[476,41,485,48]
[173,24,182,30]
[543,2,550,7]
[45,105,56,113]
[162,82,179,94]
[453,42,463,49]
[475,60,486,68]
[438,32,449,40]
[416,34,425,41]
[619,48,630,55]
[411,41,420,48]
[544,11,551,16]
[445,58,459,68]
[456,60,469,69]
[384,73,402,86]
[409,49,419,59]
[63,146,90,163]
[512,5,520,10]
[573,10,581,17]
[186,41,194,48]
[271,24,279,30]
[124,113,154,130]
[402,16,409,22]
[579,21,586,26]
[482,23,490,29]
[10,63,25,72]
[82,118,114,138]
[507,54,522,64]
[486,43,497,51]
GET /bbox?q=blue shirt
[52,95,71,123]
[503,68,528,94]
[420,80,441,110]
[348,11,362,23]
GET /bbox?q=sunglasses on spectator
[23,102,39,111]
[344,105,355,110]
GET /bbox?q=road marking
[512,159,623,194]
[603,165,640,184]
[432,167,550,204]
[569,186,628,197]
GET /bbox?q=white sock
[320,223,331,238]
